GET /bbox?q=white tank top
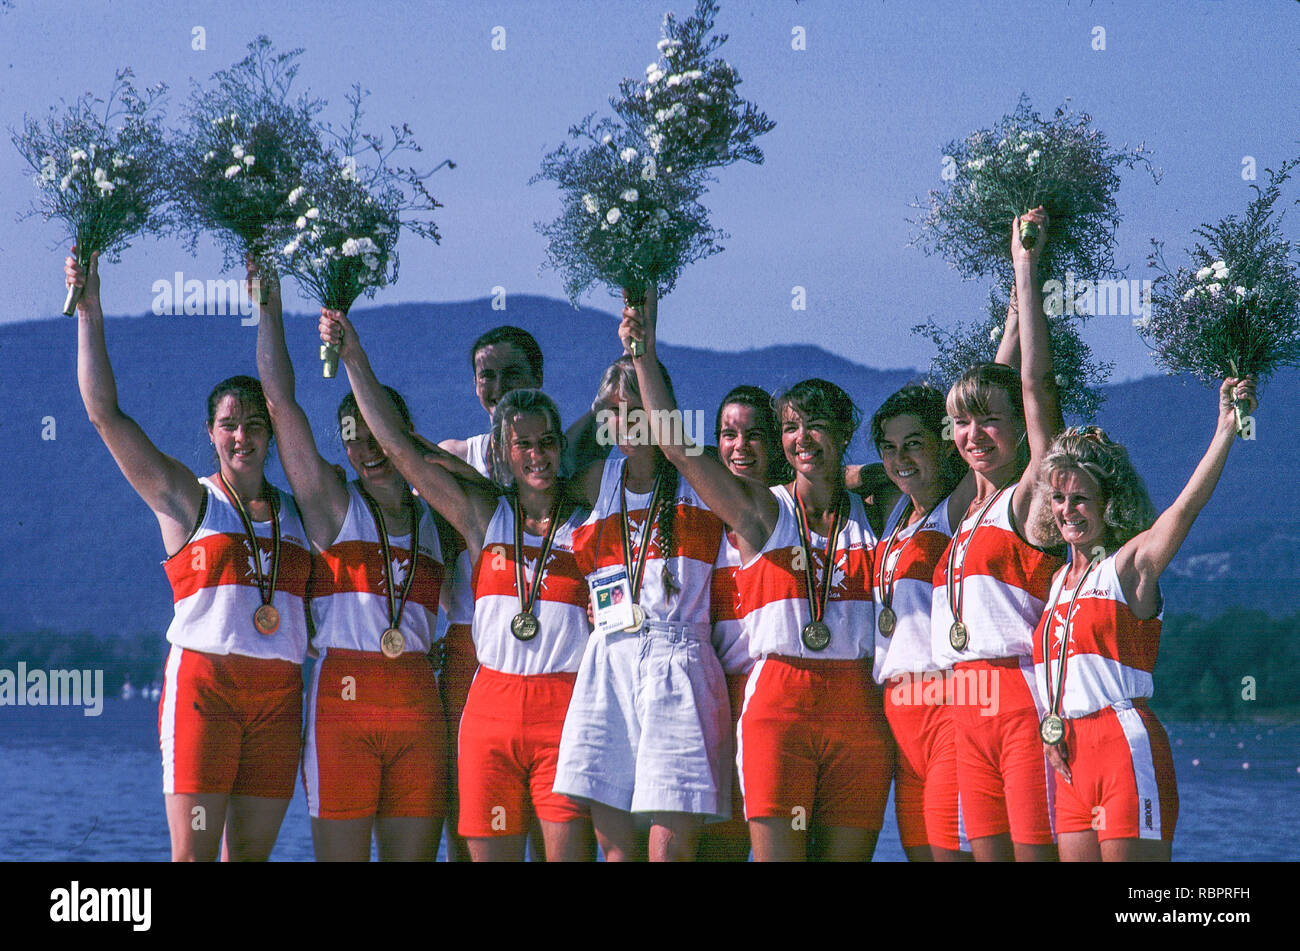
[736,485,879,660]
[162,476,311,663]
[872,494,954,682]
[310,482,445,654]
[471,497,591,674]
[446,431,494,626]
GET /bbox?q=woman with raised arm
[929,209,1065,861]
[552,334,729,863]
[1030,378,1256,861]
[320,312,596,862]
[257,279,447,862]
[68,250,311,862]
[618,291,893,862]
[697,385,786,862]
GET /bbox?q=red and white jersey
[446,431,493,626]
[471,497,591,675]
[931,479,1063,668]
[1032,552,1162,718]
[571,454,722,624]
[872,495,954,682]
[310,482,445,654]
[162,476,311,663]
[710,532,752,676]
[736,485,878,661]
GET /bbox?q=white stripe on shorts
[1115,703,1162,840]
[302,650,324,819]
[734,657,768,820]
[160,645,183,795]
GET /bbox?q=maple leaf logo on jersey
[811,549,850,599]
[244,543,272,580]
[521,547,558,593]
[380,555,410,594]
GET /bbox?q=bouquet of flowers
[913,287,1113,421]
[172,37,321,303]
[912,97,1156,288]
[1140,160,1300,433]
[12,69,171,315]
[534,0,772,309]
[272,86,451,377]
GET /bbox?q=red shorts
[457,666,585,837]
[440,623,478,723]
[303,648,446,820]
[158,645,302,798]
[1054,699,1178,842]
[706,673,753,840]
[885,669,962,851]
[738,656,894,830]
[951,657,1055,845]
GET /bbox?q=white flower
[93,167,107,183]
[1015,141,1029,153]
[1212,261,1229,280]
[666,74,684,87]
[243,155,255,166]
[601,134,613,146]
[340,156,358,182]
[582,193,599,214]
[641,157,656,181]
[1206,282,1223,297]
[69,148,87,163]
[1235,286,1247,298]
[1132,316,1150,330]
[224,164,241,179]
[96,178,115,195]
[229,112,238,122]
[620,147,638,163]
[112,156,127,168]
[305,207,320,220]
[606,207,621,225]
[59,173,73,192]
[287,186,305,205]
[363,253,379,270]
[232,145,245,159]
[296,216,307,229]
[647,133,664,153]
[203,150,216,162]
[989,325,1003,342]
[967,158,986,171]
[1055,374,1067,388]
[645,88,654,101]
[620,188,639,202]
[697,92,712,104]
[681,69,703,81]
[311,256,324,268]
[1182,288,1197,302]
[1195,266,1214,281]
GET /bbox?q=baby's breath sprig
[12,68,172,314]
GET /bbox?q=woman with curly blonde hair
[1030,378,1257,861]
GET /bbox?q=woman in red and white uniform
[618,291,893,862]
[1030,377,1256,860]
[869,384,973,861]
[259,286,446,861]
[930,209,1065,861]
[697,385,786,862]
[69,252,311,861]
[321,313,595,861]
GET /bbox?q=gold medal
[949,620,968,651]
[801,620,831,651]
[623,603,646,633]
[380,627,405,658]
[511,611,540,642]
[878,606,897,637]
[1040,712,1066,746]
[253,603,280,636]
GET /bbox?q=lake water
[1,700,1296,861]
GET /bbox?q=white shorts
[553,621,731,818]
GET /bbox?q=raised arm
[322,311,495,549]
[620,287,777,557]
[1116,378,1257,618]
[994,286,1021,367]
[253,261,349,548]
[1011,208,1064,530]
[70,249,203,556]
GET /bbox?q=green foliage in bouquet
[913,287,1113,421]
[12,68,172,312]
[912,96,1157,288]
[173,37,321,269]
[1141,160,1300,388]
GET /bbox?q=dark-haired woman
[868,384,975,861]
[320,312,595,862]
[69,251,311,861]
[258,284,447,861]
[1030,376,1256,861]
[929,210,1064,861]
[552,344,729,862]
[618,291,893,862]
[697,386,786,862]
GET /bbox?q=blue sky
[1,0,1296,380]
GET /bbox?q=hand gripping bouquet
[272,86,451,377]
[1140,160,1300,435]
[173,37,321,305]
[534,0,773,345]
[12,69,171,315]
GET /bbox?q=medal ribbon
[218,472,280,607]
[945,485,1011,628]
[619,466,665,603]
[877,500,914,612]
[358,485,420,634]
[1041,552,1099,720]
[792,486,846,626]
[513,493,562,616]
